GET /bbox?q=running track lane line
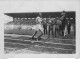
[4,42,74,51]
[4,37,75,46]
[4,34,75,40]
[4,47,46,54]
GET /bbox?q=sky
[0,0,79,23]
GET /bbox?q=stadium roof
[4,11,75,18]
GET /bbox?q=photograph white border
[0,0,80,59]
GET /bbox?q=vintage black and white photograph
[3,0,77,54]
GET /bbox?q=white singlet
[32,16,43,32]
[36,16,42,24]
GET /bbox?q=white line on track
[5,42,74,51]
[4,47,43,54]
[4,34,75,40]
[4,37,75,46]
[5,42,29,46]
[4,47,18,50]
[4,34,33,38]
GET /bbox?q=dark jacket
[48,20,55,29]
[61,13,67,28]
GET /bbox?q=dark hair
[62,10,66,13]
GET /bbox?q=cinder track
[4,34,75,54]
